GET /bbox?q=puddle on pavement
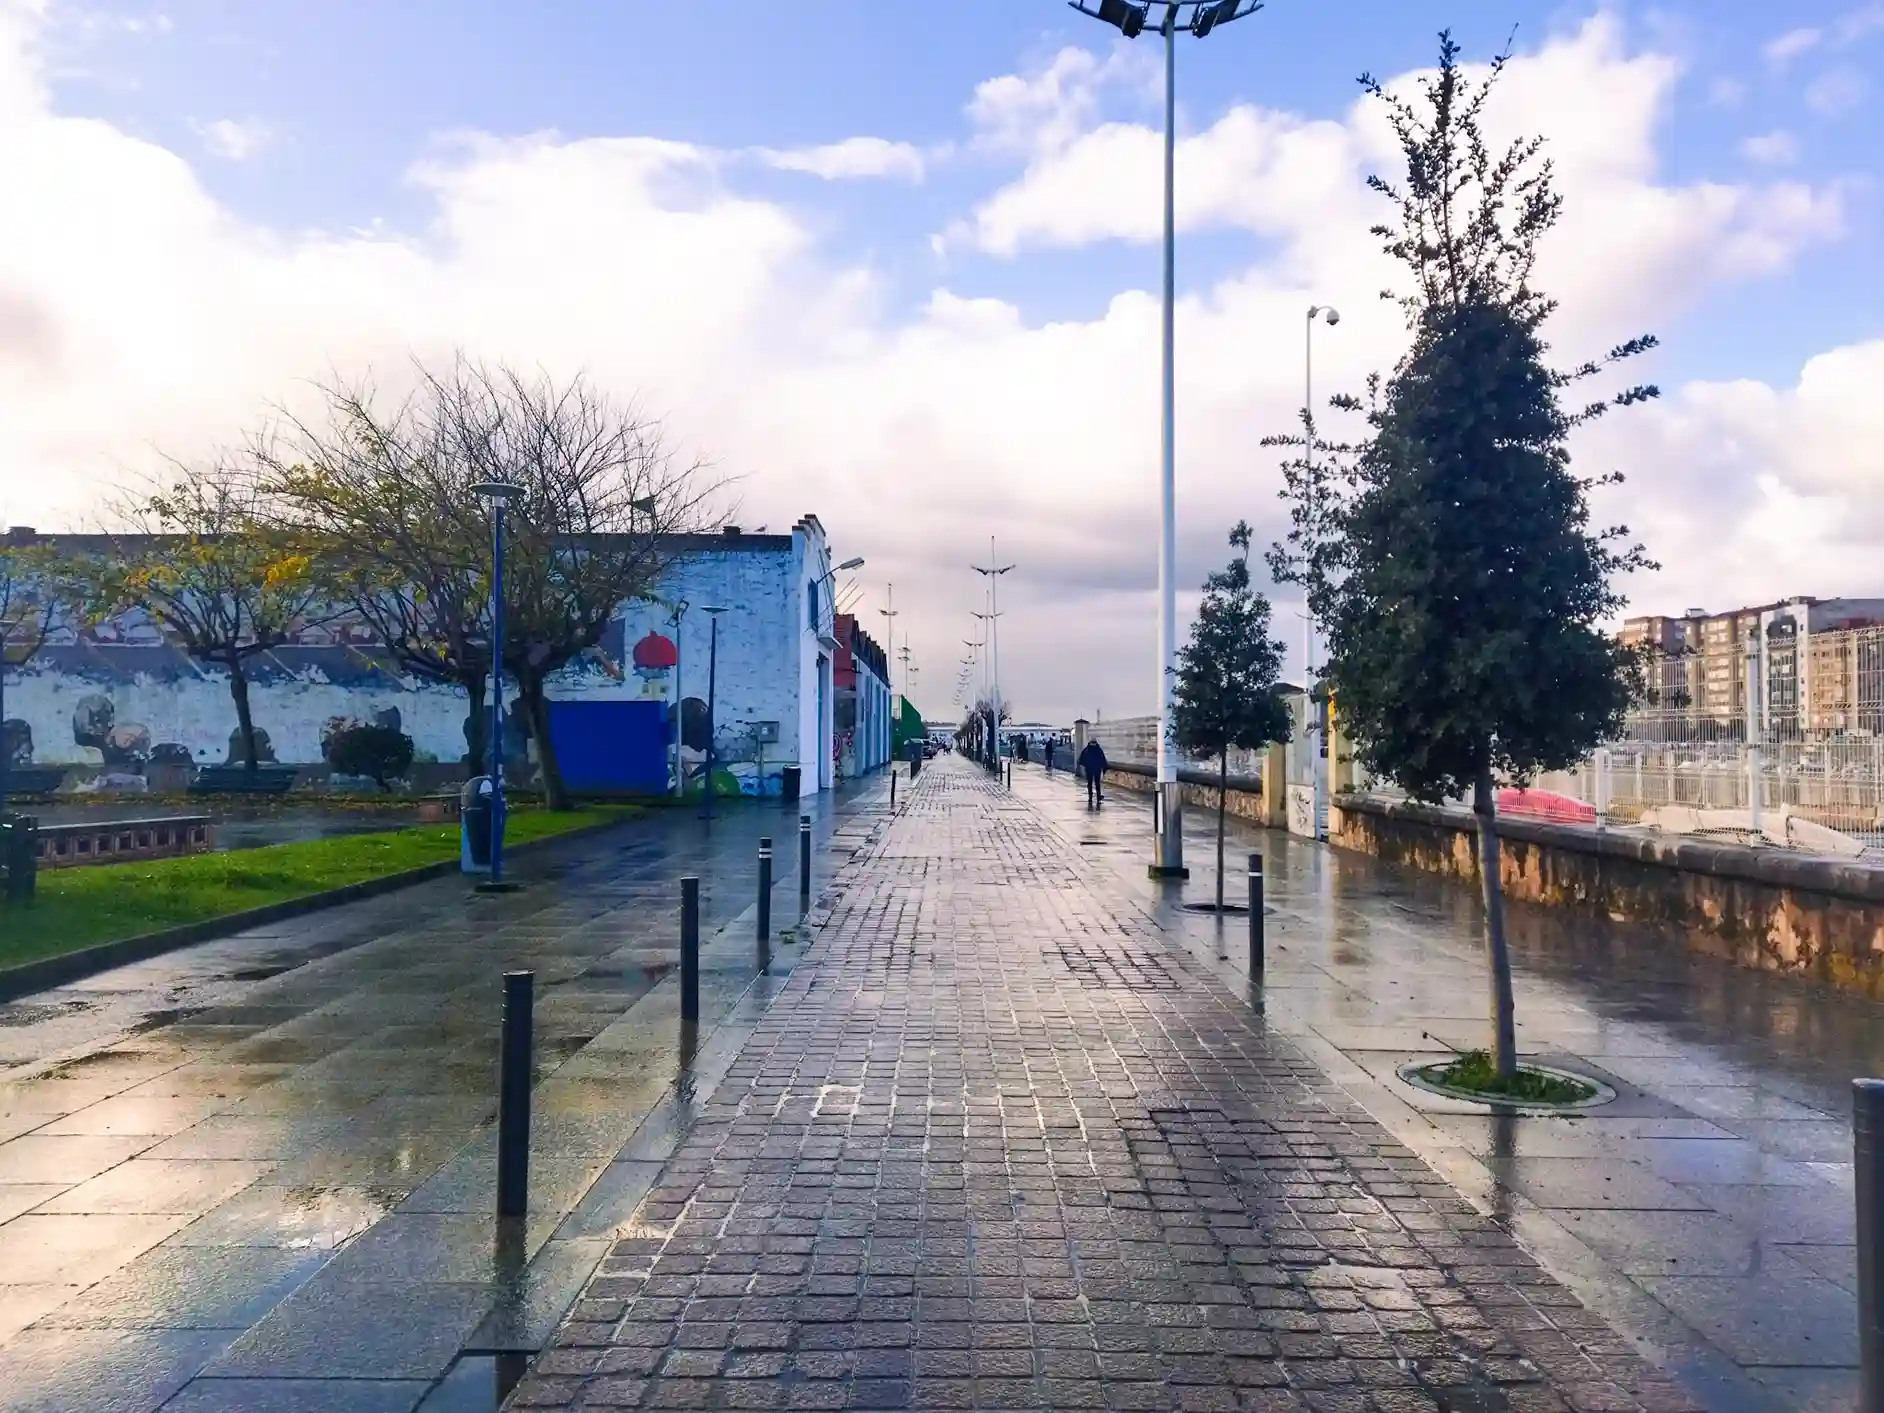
[225,964,299,983]
[412,1351,530,1412]
[0,999,95,1028]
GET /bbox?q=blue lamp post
[700,605,727,822]
[471,479,524,891]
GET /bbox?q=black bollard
[890,770,897,811]
[3,815,36,903]
[496,971,534,1220]
[757,839,773,971]
[1248,853,1264,981]
[799,814,812,906]
[1858,1079,1884,1408]
[680,876,700,1023]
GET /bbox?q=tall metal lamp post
[878,584,899,757]
[1069,0,1264,877]
[1304,303,1339,839]
[669,600,689,800]
[470,479,524,891]
[973,540,1015,772]
[700,606,728,822]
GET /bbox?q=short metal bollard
[798,815,812,904]
[890,771,897,810]
[757,838,773,971]
[1858,1079,1884,1408]
[680,876,700,1023]
[1248,853,1264,980]
[2,816,37,904]
[497,971,534,1220]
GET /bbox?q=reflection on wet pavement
[0,787,882,1412]
[1012,764,1873,1412]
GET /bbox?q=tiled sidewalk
[511,761,1697,1411]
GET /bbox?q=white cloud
[1804,65,1868,114]
[0,8,1872,719]
[1739,129,1799,164]
[756,136,925,182]
[945,15,1846,352]
[1764,26,1824,66]
[190,116,271,161]
[964,44,1152,160]
[1707,75,1747,107]
[1836,3,1884,43]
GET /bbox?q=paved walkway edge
[0,814,636,1004]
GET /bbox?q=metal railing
[1086,715,1274,779]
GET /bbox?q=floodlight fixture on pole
[878,584,899,701]
[972,539,1016,778]
[1068,0,1263,880]
[1303,303,1340,841]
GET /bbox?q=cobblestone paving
[511,762,1699,1412]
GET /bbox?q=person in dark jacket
[1077,739,1107,807]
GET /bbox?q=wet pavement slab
[0,789,884,1412]
[1010,763,1879,1412]
[510,760,1698,1412]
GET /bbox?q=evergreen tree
[1171,523,1292,911]
[1311,33,1657,1076]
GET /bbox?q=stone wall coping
[1333,790,1884,906]
[36,814,213,836]
[1103,760,1267,794]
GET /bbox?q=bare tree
[275,356,720,809]
[265,374,498,766]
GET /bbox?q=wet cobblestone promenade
[512,762,1697,1412]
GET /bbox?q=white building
[4,516,860,798]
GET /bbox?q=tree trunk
[1473,766,1519,1078]
[520,677,569,811]
[463,672,488,772]
[229,661,259,773]
[1216,750,1229,912]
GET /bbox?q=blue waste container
[460,777,494,874]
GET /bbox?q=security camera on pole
[1068,0,1265,878]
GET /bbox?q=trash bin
[460,777,494,873]
[780,765,802,803]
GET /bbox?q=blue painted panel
[548,700,670,794]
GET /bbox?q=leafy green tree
[1,534,84,802]
[96,464,329,774]
[1171,523,1292,911]
[1308,33,1656,1077]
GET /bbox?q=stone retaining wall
[1100,762,1280,825]
[1331,792,1884,998]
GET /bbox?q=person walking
[1077,738,1107,808]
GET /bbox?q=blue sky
[5,0,1881,720]
[42,0,1882,383]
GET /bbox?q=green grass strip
[1,806,635,970]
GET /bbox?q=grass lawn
[1,806,636,972]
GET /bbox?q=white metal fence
[1085,715,1275,779]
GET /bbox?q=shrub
[327,724,415,792]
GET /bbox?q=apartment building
[1621,597,1884,736]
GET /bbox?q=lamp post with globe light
[470,480,524,891]
[1304,303,1339,839]
[1067,0,1265,877]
